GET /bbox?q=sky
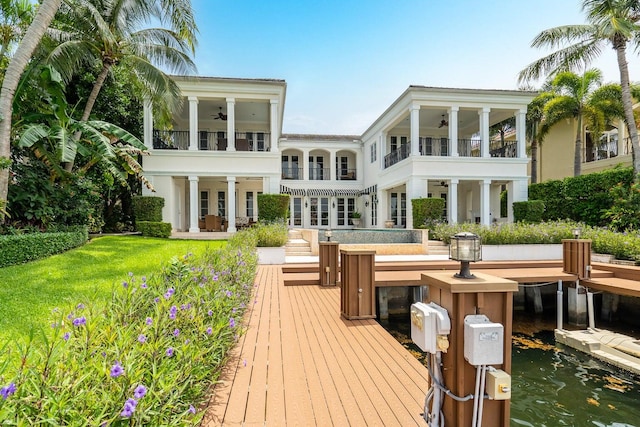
[190,0,639,135]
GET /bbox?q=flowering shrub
[0,233,257,424]
[431,220,640,262]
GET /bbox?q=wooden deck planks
[207,264,432,426]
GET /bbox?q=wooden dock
[204,265,430,426]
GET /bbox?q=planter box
[481,244,563,261]
[257,247,286,265]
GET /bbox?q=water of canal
[381,318,640,427]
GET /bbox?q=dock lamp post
[449,232,482,279]
[325,229,333,242]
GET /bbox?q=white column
[330,150,337,181]
[377,188,387,228]
[448,106,459,157]
[507,179,528,223]
[410,105,420,157]
[406,177,423,229]
[449,179,459,224]
[302,149,310,181]
[227,176,237,232]
[143,97,153,149]
[480,107,490,158]
[188,176,199,233]
[480,179,491,226]
[270,99,279,153]
[516,109,527,158]
[188,96,198,151]
[226,98,236,151]
[379,132,386,170]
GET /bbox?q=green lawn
[0,235,222,342]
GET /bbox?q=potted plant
[351,211,362,227]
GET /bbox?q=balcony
[337,168,357,180]
[152,130,271,151]
[489,141,518,158]
[309,167,330,180]
[281,167,302,180]
[584,138,625,163]
[384,144,411,168]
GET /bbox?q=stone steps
[427,240,449,255]
[286,230,311,256]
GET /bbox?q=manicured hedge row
[0,229,88,267]
[513,200,545,223]
[412,197,445,229]
[132,196,164,222]
[257,194,289,222]
[136,221,172,238]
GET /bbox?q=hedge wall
[513,200,545,223]
[132,196,164,222]
[0,228,88,267]
[412,198,445,228]
[529,166,634,226]
[136,221,172,238]
[258,194,290,222]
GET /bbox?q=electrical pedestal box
[463,314,504,365]
[410,302,450,354]
[486,369,511,400]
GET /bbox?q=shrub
[252,220,288,247]
[412,198,445,229]
[513,200,545,223]
[136,221,172,238]
[602,182,640,232]
[0,228,88,267]
[132,196,164,222]
[257,194,289,222]
[0,234,258,424]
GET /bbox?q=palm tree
[47,0,197,170]
[526,91,555,183]
[538,69,624,176]
[0,0,63,221]
[518,0,640,181]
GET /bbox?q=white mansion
[141,76,535,233]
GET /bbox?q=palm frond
[518,39,603,83]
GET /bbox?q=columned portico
[188,97,198,151]
[188,176,199,232]
[329,150,337,181]
[448,107,459,157]
[449,179,459,224]
[227,176,237,232]
[270,99,280,153]
[480,179,491,226]
[226,98,236,151]
[410,105,420,157]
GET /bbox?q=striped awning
[334,189,361,196]
[307,188,335,197]
[280,185,306,196]
[361,184,378,195]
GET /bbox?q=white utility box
[410,302,450,354]
[463,314,504,365]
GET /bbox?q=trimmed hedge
[257,194,290,222]
[132,196,164,222]
[0,229,88,267]
[412,197,445,229]
[136,221,172,238]
[513,200,545,223]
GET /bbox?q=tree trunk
[574,114,582,177]
[531,139,538,184]
[0,0,62,220]
[614,39,640,183]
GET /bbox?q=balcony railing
[309,167,330,180]
[489,141,518,158]
[384,144,411,168]
[153,130,271,151]
[281,167,302,180]
[419,137,449,156]
[337,168,357,180]
[458,139,481,157]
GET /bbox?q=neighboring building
[534,116,634,183]
[142,77,536,232]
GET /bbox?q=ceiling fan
[439,181,449,188]
[212,107,227,121]
[438,114,448,128]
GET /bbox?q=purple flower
[138,334,147,343]
[154,297,160,303]
[207,310,213,316]
[164,288,175,299]
[0,383,16,400]
[206,327,212,335]
[145,317,153,325]
[173,328,180,337]
[141,276,146,282]
[63,332,70,341]
[122,281,128,288]
[188,404,196,414]
[72,317,86,327]
[229,317,236,328]
[133,385,147,399]
[110,362,124,378]
[120,398,137,418]
[141,282,148,289]
[225,290,233,297]
[166,347,174,357]
[128,272,134,277]
[213,273,219,281]
[76,303,85,310]
[169,306,177,320]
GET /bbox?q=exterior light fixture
[365,200,369,207]
[325,229,333,242]
[305,201,308,208]
[572,228,581,239]
[449,232,482,279]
